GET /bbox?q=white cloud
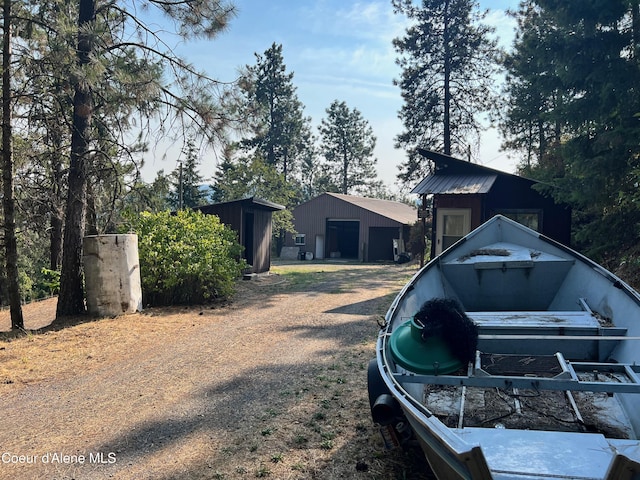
[295,42,399,81]
[483,9,517,51]
[298,1,406,43]
[298,71,398,102]
[335,2,408,43]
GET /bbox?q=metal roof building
[413,150,571,257]
[285,193,417,262]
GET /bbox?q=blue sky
[141,1,520,191]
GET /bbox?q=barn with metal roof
[285,193,417,262]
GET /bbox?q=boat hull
[370,215,640,479]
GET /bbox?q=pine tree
[168,138,209,210]
[238,43,314,183]
[56,0,236,317]
[2,0,24,329]
[500,1,566,170]
[504,0,640,257]
[392,0,499,184]
[318,100,378,195]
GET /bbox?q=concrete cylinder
[84,234,142,316]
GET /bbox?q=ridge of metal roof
[325,193,417,224]
[411,149,543,195]
[200,196,286,211]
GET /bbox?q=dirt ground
[0,262,434,480]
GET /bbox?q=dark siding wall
[486,177,571,245]
[198,203,274,273]
[434,194,483,228]
[487,177,544,211]
[369,227,398,261]
[432,177,571,252]
[538,206,571,246]
[200,203,243,236]
[252,210,272,273]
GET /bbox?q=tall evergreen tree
[0,0,76,310]
[298,143,322,202]
[57,0,97,317]
[2,0,24,329]
[168,138,209,210]
[231,42,315,253]
[500,1,566,170]
[238,43,314,183]
[392,0,499,184]
[318,100,379,195]
[504,0,640,257]
[56,0,236,317]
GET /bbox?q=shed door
[436,208,471,255]
[244,212,255,266]
[315,235,325,260]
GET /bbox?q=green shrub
[18,270,34,301]
[125,210,246,306]
[34,268,61,298]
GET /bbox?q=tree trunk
[443,0,452,156]
[86,179,98,236]
[341,137,349,194]
[2,0,24,330]
[49,148,64,271]
[56,0,96,318]
[50,215,63,270]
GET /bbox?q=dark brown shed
[285,193,417,262]
[412,150,571,257]
[197,197,285,274]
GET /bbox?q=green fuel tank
[389,318,462,375]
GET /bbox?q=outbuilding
[285,193,417,262]
[197,197,285,274]
[412,149,571,257]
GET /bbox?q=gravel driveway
[0,262,430,480]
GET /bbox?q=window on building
[294,234,306,246]
[497,210,542,232]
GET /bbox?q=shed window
[294,234,306,246]
[497,210,542,232]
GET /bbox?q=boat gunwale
[376,215,640,478]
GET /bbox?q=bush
[33,268,61,298]
[125,210,246,306]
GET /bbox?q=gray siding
[288,194,414,261]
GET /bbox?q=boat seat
[469,311,628,361]
[454,427,640,480]
[441,242,575,311]
[394,352,640,394]
[470,310,601,328]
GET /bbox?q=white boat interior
[379,216,640,479]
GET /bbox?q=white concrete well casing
[84,234,142,316]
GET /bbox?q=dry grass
[0,262,434,480]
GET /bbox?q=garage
[326,220,360,259]
[286,193,417,262]
[368,226,401,262]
